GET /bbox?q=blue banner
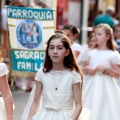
[12,49,45,72]
[7,6,54,20]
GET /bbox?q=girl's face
[63,29,76,43]
[114,26,120,39]
[48,38,69,64]
[88,33,96,48]
[95,27,109,46]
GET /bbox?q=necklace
[55,87,58,90]
[54,75,63,91]
[51,70,66,91]
[50,69,68,91]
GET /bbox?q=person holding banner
[23,33,91,120]
[0,51,13,120]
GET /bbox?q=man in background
[93,6,119,28]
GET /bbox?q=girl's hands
[83,64,111,76]
[82,66,95,75]
[95,65,109,75]
[95,65,106,72]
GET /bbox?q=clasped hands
[82,65,110,75]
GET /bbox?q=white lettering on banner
[7,8,53,20]
[13,9,17,17]
[28,10,33,18]
[20,51,24,59]
[14,51,19,59]
[34,11,38,20]
[17,9,22,17]
[8,8,12,15]
[23,10,27,18]
[26,62,32,70]
[14,51,45,60]
[40,52,45,59]
[29,51,34,59]
[34,52,39,59]
[47,12,53,20]
[17,62,43,71]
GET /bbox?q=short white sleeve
[0,63,9,77]
[71,42,82,53]
[82,50,90,62]
[72,70,82,84]
[34,67,43,82]
[111,51,120,65]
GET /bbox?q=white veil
[22,85,42,120]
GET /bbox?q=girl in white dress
[0,51,13,120]
[62,23,82,59]
[82,24,120,120]
[27,33,85,120]
[77,30,96,66]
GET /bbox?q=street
[12,87,30,120]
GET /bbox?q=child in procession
[0,50,13,120]
[82,23,120,120]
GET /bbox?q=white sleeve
[72,70,82,84]
[0,63,9,77]
[111,51,120,65]
[71,43,82,53]
[82,50,90,62]
[34,67,43,82]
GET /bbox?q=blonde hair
[95,24,115,50]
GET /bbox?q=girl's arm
[71,83,82,120]
[95,64,119,78]
[82,61,95,75]
[28,81,43,120]
[0,75,13,120]
[103,64,119,78]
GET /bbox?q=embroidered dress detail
[22,68,91,120]
[49,70,68,91]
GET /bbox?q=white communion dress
[22,68,92,120]
[82,49,120,120]
[0,63,9,120]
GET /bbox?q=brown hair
[43,33,83,77]
[113,23,120,31]
[88,30,95,39]
[0,50,4,62]
[62,23,80,35]
[95,24,115,50]
[54,30,67,35]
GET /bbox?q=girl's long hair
[95,24,115,50]
[43,33,83,78]
[0,49,4,62]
